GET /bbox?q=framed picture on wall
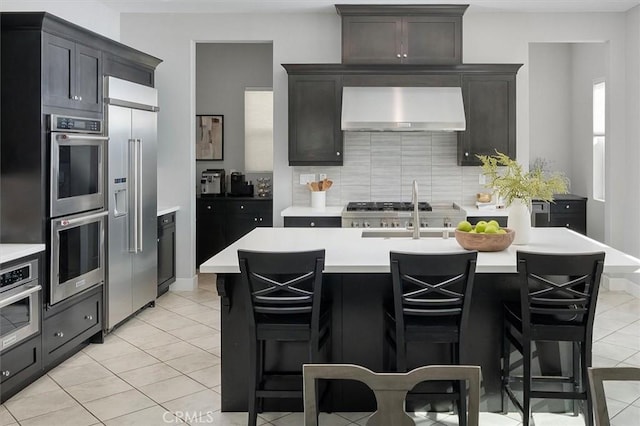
[196,115,224,160]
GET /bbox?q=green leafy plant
[477,151,569,206]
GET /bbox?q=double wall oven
[48,115,108,305]
[0,260,41,351]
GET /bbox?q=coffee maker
[228,172,254,196]
[200,169,225,196]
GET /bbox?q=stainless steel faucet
[412,180,420,239]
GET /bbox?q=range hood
[341,86,466,132]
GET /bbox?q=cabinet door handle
[207,206,212,210]
[1,371,10,377]
[259,217,263,222]
[72,95,78,100]
[403,53,408,58]
[336,151,341,156]
[55,332,64,338]
[310,222,315,227]
[85,315,94,321]
[396,53,401,58]
[78,96,82,101]
[565,205,570,209]
[465,152,469,157]
[240,205,244,210]
[254,217,258,222]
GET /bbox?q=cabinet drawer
[284,216,341,227]
[198,200,224,215]
[547,214,586,234]
[0,334,41,403]
[0,334,40,385]
[158,212,175,226]
[44,290,101,355]
[227,200,270,215]
[550,200,585,214]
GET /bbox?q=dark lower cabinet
[42,285,103,367]
[284,216,341,227]
[157,212,176,297]
[0,334,42,403]
[197,198,227,267]
[541,195,588,235]
[196,198,273,267]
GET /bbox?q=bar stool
[385,251,478,426]
[501,251,605,426]
[238,249,331,426]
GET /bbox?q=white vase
[507,198,531,245]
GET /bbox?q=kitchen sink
[361,229,453,238]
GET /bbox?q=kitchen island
[200,227,640,413]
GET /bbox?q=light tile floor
[1,274,639,425]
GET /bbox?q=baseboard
[602,275,640,298]
[169,275,198,291]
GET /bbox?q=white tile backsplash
[292,131,488,206]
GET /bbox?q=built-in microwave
[49,115,108,218]
[0,259,41,352]
[50,210,107,305]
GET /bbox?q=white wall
[119,11,637,287]
[195,43,273,193]
[0,0,120,40]
[529,43,573,176]
[120,12,341,287]
[570,43,607,242]
[625,6,640,262]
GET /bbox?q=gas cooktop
[345,201,432,212]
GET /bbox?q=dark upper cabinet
[43,33,102,112]
[287,73,343,166]
[458,71,518,166]
[337,5,466,65]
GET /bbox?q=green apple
[456,220,473,232]
[485,224,498,234]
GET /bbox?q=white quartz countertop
[281,206,344,217]
[0,244,46,264]
[158,206,180,216]
[461,205,510,217]
[199,227,640,275]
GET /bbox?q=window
[593,81,605,201]
[244,88,273,172]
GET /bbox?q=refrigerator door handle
[128,138,138,253]
[136,138,143,252]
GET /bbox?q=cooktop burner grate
[345,202,432,212]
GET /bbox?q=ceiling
[99,0,640,14]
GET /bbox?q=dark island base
[217,273,575,413]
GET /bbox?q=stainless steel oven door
[50,132,108,218]
[50,210,107,305]
[0,284,41,352]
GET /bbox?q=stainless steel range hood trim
[341,86,466,132]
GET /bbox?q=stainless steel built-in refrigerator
[105,76,158,330]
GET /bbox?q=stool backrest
[390,251,477,336]
[238,249,325,329]
[516,251,605,331]
[588,367,640,426]
[303,363,481,426]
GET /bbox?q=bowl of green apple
[454,220,515,252]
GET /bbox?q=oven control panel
[50,114,103,134]
[0,260,37,293]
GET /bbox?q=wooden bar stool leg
[501,324,510,414]
[573,341,580,417]
[248,337,259,426]
[523,340,532,426]
[583,341,594,426]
